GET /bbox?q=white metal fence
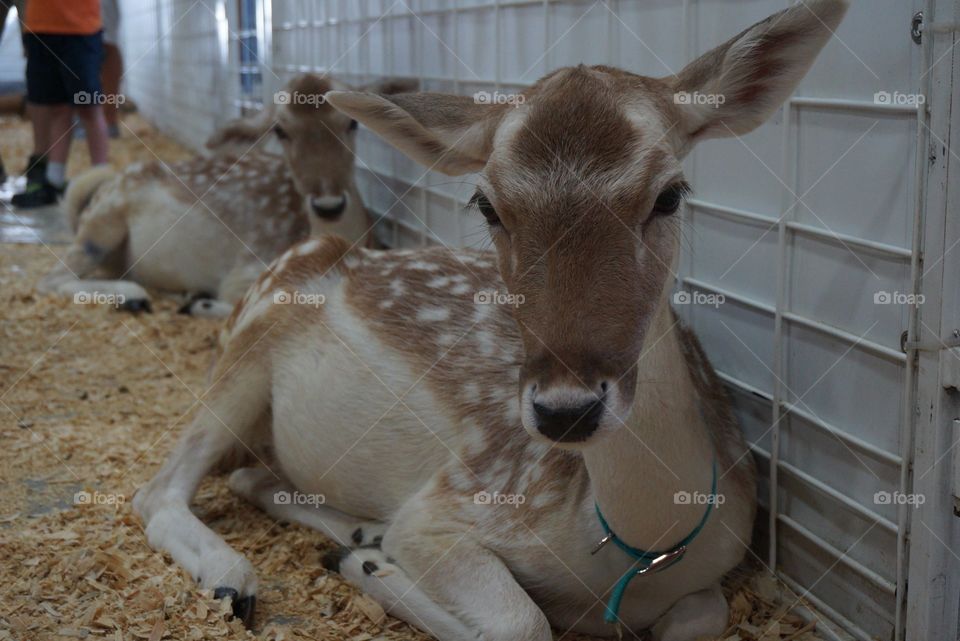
[0,9,25,87]
[118,2,960,640]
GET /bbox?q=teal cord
[596,458,718,624]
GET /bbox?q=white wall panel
[689,300,777,396]
[788,237,912,346]
[691,118,787,218]
[688,211,781,303]
[794,110,916,249]
[0,9,25,86]
[122,0,233,149]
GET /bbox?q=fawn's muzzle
[310,194,348,219]
[529,387,608,443]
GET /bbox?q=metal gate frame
[905,1,960,640]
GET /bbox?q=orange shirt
[25,0,102,35]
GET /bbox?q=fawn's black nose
[310,194,347,219]
[533,395,605,443]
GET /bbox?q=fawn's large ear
[671,0,849,141]
[324,91,507,175]
[205,102,277,150]
[358,78,421,96]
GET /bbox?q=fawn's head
[271,74,360,220]
[208,74,416,223]
[327,0,848,447]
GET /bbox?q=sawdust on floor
[0,112,195,180]
[0,112,827,641]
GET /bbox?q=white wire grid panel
[122,0,234,150]
[120,1,929,640]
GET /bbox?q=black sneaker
[11,180,64,208]
[24,153,47,187]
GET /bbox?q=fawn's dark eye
[348,119,358,132]
[652,182,691,217]
[469,191,501,227]
[273,125,289,141]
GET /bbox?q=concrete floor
[0,175,72,245]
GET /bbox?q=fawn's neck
[582,302,716,550]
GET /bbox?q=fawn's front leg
[326,546,479,641]
[39,215,152,312]
[133,362,270,626]
[227,466,387,548]
[377,490,552,641]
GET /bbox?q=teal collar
[593,458,718,624]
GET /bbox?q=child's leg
[76,106,108,165]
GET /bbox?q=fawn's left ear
[205,102,277,150]
[671,0,849,142]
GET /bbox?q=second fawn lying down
[39,74,410,315]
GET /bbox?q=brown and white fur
[134,3,848,640]
[39,74,407,315]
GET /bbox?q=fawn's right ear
[324,91,508,175]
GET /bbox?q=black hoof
[353,527,383,549]
[358,534,384,550]
[213,586,256,628]
[321,545,351,573]
[120,298,152,314]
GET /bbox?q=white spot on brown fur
[295,239,322,256]
[417,306,451,322]
[475,331,497,357]
[472,304,492,323]
[463,382,480,402]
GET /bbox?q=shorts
[24,30,104,106]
